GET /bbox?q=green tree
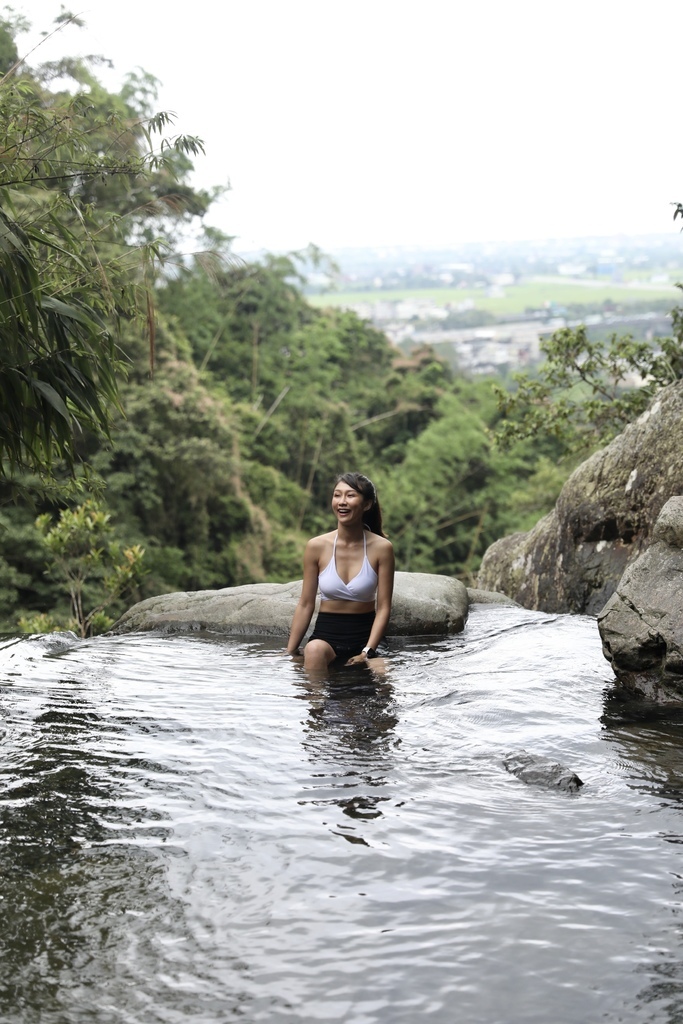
[157,255,395,514]
[378,386,493,578]
[0,14,209,480]
[81,347,310,591]
[27,499,145,636]
[492,312,683,457]
[351,345,453,464]
[376,374,569,581]
[0,7,21,73]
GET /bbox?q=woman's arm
[347,538,395,663]
[286,539,321,655]
[369,540,395,649]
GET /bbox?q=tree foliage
[492,309,683,457]
[0,14,209,479]
[29,500,145,636]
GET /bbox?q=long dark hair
[335,472,385,537]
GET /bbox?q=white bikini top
[318,531,378,603]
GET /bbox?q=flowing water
[2,605,683,1024]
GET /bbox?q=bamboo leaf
[41,296,108,331]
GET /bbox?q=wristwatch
[362,646,378,659]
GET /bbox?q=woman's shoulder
[305,531,336,554]
[366,532,394,554]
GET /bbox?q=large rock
[598,496,683,700]
[391,571,468,633]
[112,571,468,637]
[477,381,683,614]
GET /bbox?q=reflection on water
[301,674,398,759]
[600,689,683,1021]
[3,610,683,1022]
[298,672,398,837]
[602,690,683,803]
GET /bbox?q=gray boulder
[113,581,302,636]
[598,496,683,700]
[503,749,584,792]
[390,571,468,634]
[477,381,683,614]
[111,570,468,637]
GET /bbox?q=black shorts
[308,610,375,662]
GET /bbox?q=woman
[286,472,395,671]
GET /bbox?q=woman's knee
[304,639,335,667]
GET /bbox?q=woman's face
[331,481,370,525]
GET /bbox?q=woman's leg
[303,638,337,672]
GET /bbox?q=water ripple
[0,610,682,1023]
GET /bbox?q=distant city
[305,234,683,376]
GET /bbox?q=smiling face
[331,481,371,526]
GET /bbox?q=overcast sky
[16,0,683,253]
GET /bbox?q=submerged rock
[477,381,683,615]
[503,749,584,792]
[598,496,683,701]
[111,571,468,637]
[35,630,80,653]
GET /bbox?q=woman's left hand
[344,653,368,666]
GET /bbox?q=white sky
[14,0,683,253]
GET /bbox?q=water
[1,606,683,1023]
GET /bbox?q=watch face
[365,648,377,659]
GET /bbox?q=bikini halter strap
[333,530,367,553]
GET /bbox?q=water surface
[2,606,683,1023]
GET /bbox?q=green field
[308,278,681,318]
